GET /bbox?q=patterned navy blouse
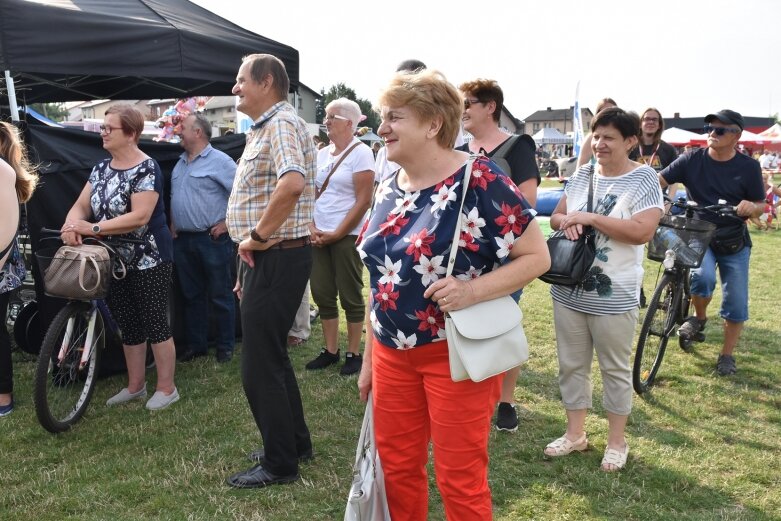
[89,158,172,270]
[357,156,534,350]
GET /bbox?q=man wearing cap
[658,110,764,376]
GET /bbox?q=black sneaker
[716,354,737,376]
[495,402,518,432]
[677,316,706,342]
[305,348,340,370]
[340,353,363,376]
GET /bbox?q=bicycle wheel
[678,270,696,352]
[33,302,104,433]
[633,272,679,394]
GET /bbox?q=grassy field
[1,230,780,520]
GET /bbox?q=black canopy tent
[0,0,299,104]
[1,0,300,360]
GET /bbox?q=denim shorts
[690,246,750,322]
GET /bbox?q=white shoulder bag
[444,155,530,382]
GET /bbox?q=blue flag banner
[573,82,584,157]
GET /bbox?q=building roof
[665,115,775,133]
[297,82,321,99]
[524,107,592,122]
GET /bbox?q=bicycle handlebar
[39,227,147,245]
[664,197,742,221]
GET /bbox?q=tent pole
[4,70,20,122]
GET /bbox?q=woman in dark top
[0,121,38,417]
[61,104,179,411]
[458,78,541,431]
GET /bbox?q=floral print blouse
[357,156,534,350]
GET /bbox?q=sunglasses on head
[704,125,740,136]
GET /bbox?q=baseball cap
[704,109,744,131]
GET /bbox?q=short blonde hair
[377,69,462,149]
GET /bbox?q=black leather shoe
[226,464,299,489]
[247,448,313,464]
[216,351,233,363]
[177,349,207,363]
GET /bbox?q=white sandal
[544,433,588,457]
[601,443,629,472]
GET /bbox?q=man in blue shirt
[659,110,764,376]
[171,114,237,363]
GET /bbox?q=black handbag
[539,164,597,286]
[709,221,747,255]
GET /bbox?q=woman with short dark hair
[546,107,663,471]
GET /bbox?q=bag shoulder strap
[586,163,595,213]
[318,141,361,197]
[492,134,520,161]
[445,155,478,278]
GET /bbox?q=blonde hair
[378,69,462,149]
[0,121,38,202]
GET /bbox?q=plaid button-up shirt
[227,102,316,241]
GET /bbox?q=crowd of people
[0,53,772,519]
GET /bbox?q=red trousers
[372,338,501,520]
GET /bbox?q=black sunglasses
[704,125,740,136]
[464,98,483,109]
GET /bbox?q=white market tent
[532,127,571,144]
[661,127,703,146]
[758,123,781,141]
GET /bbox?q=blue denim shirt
[171,144,236,232]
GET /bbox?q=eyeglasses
[99,125,122,135]
[323,114,349,122]
[704,125,740,136]
[464,98,483,109]
[642,117,659,123]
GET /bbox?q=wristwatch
[92,223,101,235]
[250,229,268,243]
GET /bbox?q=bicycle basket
[647,215,717,268]
[36,244,113,300]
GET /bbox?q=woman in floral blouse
[62,104,179,411]
[356,70,550,520]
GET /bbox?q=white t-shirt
[550,164,664,314]
[315,137,375,234]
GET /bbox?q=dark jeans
[0,291,12,394]
[240,245,312,475]
[173,232,236,354]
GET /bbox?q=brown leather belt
[269,236,311,250]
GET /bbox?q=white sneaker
[145,388,180,411]
[106,385,147,406]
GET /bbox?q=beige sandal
[544,433,588,457]
[600,443,629,472]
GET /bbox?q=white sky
[193,0,781,123]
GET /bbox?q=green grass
[2,230,780,520]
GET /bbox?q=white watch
[92,223,101,234]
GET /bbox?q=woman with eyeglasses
[631,108,677,172]
[457,78,540,433]
[305,98,375,375]
[1,121,38,417]
[357,70,549,520]
[61,104,179,411]
[546,107,663,472]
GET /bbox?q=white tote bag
[344,394,391,521]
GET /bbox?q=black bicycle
[33,229,142,433]
[632,199,739,394]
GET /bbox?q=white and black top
[551,164,663,315]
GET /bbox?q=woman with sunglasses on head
[1,121,38,417]
[61,104,179,411]
[457,78,540,432]
[357,70,549,520]
[305,98,375,375]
